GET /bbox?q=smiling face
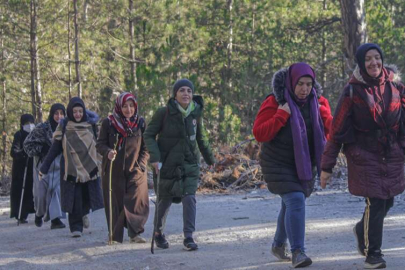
[122,100,135,119]
[175,86,193,108]
[72,106,83,122]
[364,49,382,78]
[53,109,65,123]
[294,76,313,100]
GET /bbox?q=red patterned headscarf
[108,92,139,142]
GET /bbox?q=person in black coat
[10,114,36,224]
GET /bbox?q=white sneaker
[82,215,90,229]
[72,231,82,238]
[130,235,147,243]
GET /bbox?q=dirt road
[1,189,404,270]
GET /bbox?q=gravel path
[1,189,404,270]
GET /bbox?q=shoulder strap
[159,107,169,133]
[138,117,145,134]
[349,84,353,100]
[92,123,98,138]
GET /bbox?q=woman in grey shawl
[24,103,66,229]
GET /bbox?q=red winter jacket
[253,95,332,142]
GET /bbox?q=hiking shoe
[129,235,147,243]
[51,218,66,229]
[353,223,366,256]
[292,249,312,268]
[183,237,198,251]
[35,215,43,227]
[365,253,386,269]
[154,233,169,249]
[271,243,291,261]
[82,215,90,229]
[71,231,82,238]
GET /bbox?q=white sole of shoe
[183,246,198,251]
[72,232,82,238]
[364,262,386,269]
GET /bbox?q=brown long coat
[96,118,149,243]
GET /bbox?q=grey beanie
[172,79,194,97]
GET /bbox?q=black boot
[183,237,198,251]
[154,233,169,249]
[365,251,386,269]
[51,218,66,229]
[35,215,43,227]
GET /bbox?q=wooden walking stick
[17,158,30,226]
[151,162,162,254]
[108,134,119,245]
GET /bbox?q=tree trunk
[68,0,72,99]
[227,0,233,89]
[73,0,82,98]
[340,0,367,75]
[83,0,89,23]
[128,0,137,93]
[30,0,43,122]
[320,0,327,93]
[0,16,7,183]
[1,80,6,184]
[30,0,37,120]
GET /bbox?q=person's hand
[108,150,117,161]
[320,171,332,189]
[38,171,44,181]
[278,103,291,114]
[152,162,160,174]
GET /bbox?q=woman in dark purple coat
[321,43,405,269]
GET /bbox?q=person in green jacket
[144,78,215,251]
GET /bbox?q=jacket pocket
[159,166,184,197]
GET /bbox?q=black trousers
[356,197,394,256]
[68,182,90,233]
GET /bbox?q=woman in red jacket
[321,43,405,269]
[253,62,332,268]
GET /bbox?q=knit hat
[355,43,384,75]
[172,79,194,97]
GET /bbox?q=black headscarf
[48,103,66,132]
[19,114,35,142]
[355,43,384,76]
[67,97,87,123]
[20,114,35,130]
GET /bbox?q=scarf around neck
[176,101,195,118]
[108,92,139,146]
[285,63,326,181]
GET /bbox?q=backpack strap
[159,107,169,133]
[138,117,146,134]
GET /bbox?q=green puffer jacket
[144,95,215,202]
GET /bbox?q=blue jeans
[273,191,306,252]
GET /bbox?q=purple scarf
[284,63,326,181]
